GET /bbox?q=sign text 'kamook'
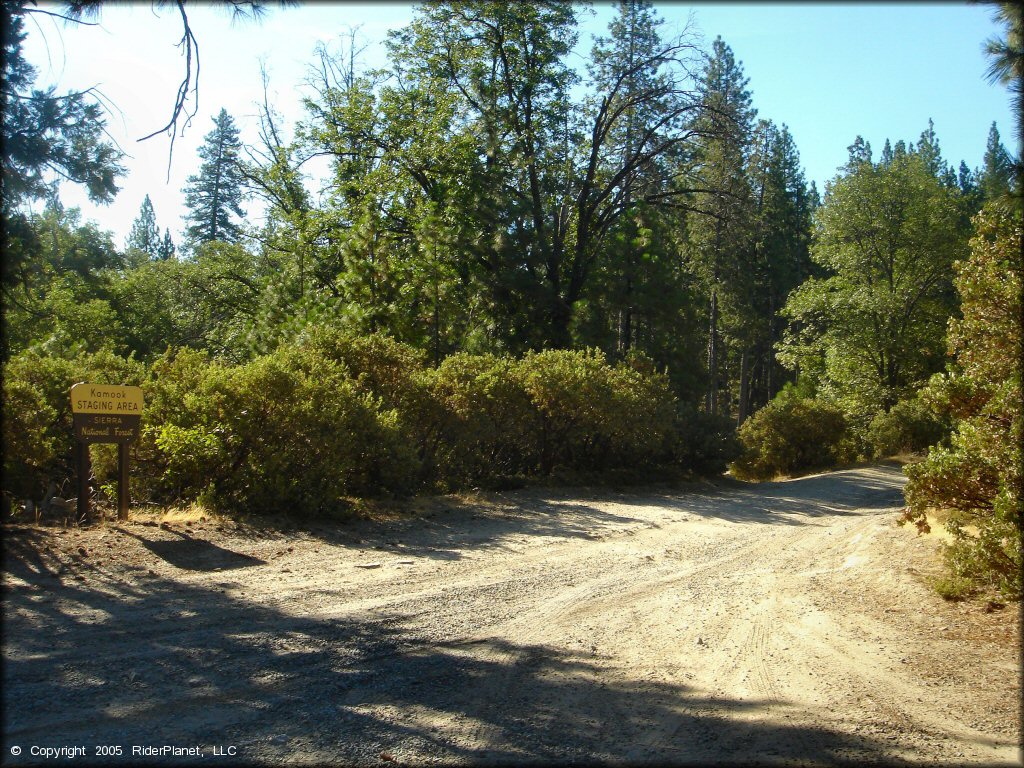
[71,383,144,415]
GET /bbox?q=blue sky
[20,2,1016,247]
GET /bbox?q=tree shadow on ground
[117,527,266,571]
[294,464,909,565]
[612,464,909,527]
[291,497,653,563]
[4,528,921,766]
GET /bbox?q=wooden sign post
[70,383,144,521]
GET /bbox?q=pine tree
[182,108,245,250]
[979,122,1014,201]
[157,228,176,261]
[845,136,872,168]
[687,36,756,416]
[2,3,124,297]
[880,139,894,168]
[589,0,671,353]
[742,121,813,418]
[916,118,948,180]
[126,194,160,258]
[982,3,1023,155]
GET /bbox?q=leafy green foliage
[779,144,967,421]
[517,348,676,475]
[429,353,536,487]
[666,407,741,477]
[866,395,950,458]
[6,3,1012,562]
[1,4,124,309]
[3,206,125,360]
[4,328,733,514]
[143,344,417,514]
[2,377,58,501]
[730,387,852,481]
[111,241,269,361]
[904,206,1022,599]
[0,4,123,212]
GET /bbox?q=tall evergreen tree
[686,36,756,416]
[979,122,1014,201]
[845,136,872,168]
[304,2,708,353]
[589,0,674,354]
[1,3,124,297]
[916,118,950,182]
[182,108,245,250]
[157,228,176,261]
[126,194,160,258]
[982,3,1023,156]
[741,120,813,419]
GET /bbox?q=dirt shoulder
[2,464,1020,766]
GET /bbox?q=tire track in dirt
[3,464,1019,765]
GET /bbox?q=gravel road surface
[2,463,1020,765]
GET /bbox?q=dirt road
[3,464,1020,765]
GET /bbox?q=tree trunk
[766,292,776,399]
[737,349,750,426]
[432,277,441,368]
[549,295,573,349]
[706,285,719,415]
[620,297,633,353]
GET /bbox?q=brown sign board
[70,383,143,521]
[70,383,144,415]
[73,413,141,443]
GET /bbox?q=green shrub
[430,352,534,486]
[3,330,739,516]
[602,354,678,469]
[144,344,418,514]
[929,571,975,601]
[135,348,230,503]
[303,327,442,476]
[904,411,1021,599]
[515,349,676,474]
[866,396,950,457]
[903,207,1021,600]
[730,388,850,481]
[302,327,428,412]
[2,378,58,503]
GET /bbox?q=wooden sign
[73,413,140,443]
[70,383,144,522]
[70,383,144,415]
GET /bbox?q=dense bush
[517,348,676,475]
[142,344,417,514]
[4,332,737,517]
[904,207,1021,599]
[866,395,951,458]
[430,352,534,486]
[730,387,852,481]
[2,377,58,503]
[429,349,681,485]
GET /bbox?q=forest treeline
[1,2,1020,598]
